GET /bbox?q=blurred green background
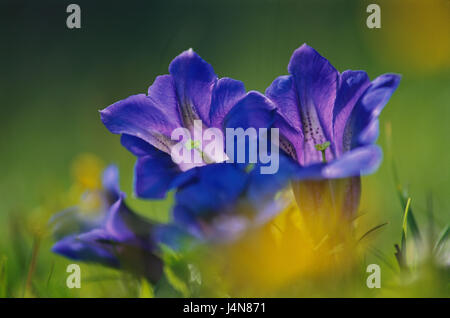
[0,0,449,297]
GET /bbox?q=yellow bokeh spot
[71,153,104,190]
[66,153,105,210]
[364,0,450,74]
[207,198,361,295]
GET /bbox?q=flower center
[314,141,330,163]
[184,138,215,164]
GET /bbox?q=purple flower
[50,165,120,240]
[51,165,163,283]
[156,156,297,247]
[100,49,276,199]
[266,44,400,217]
[266,44,400,178]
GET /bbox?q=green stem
[321,150,327,163]
[315,141,330,163]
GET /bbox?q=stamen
[185,139,200,150]
[184,139,214,164]
[315,141,330,163]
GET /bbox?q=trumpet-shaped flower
[266,44,400,217]
[267,43,400,178]
[50,165,121,240]
[51,165,163,283]
[157,164,362,294]
[153,134,299,250]
[156,156,298,247]
[100,49,276,199]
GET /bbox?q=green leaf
[402,197,412,239]
[358,222,389,243]
[164,266,190,297]
[160,245,190,297]
[395,197,411,270]
[139,278,154,298]
[434,225,450,253]
[392,162,421,241]
[368,246,397,273]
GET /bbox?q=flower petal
[266,75,306,162]
[246,154,298,205]
[146,75,181,126]
[289,144,382,180]
[267,44,339,165]
[333,70,370,156]
[265,75,302,131]
[287,44,339,164]
[121,134,181,199]
[52,232,120,268]
[273,114,304,163]
[120,134,159,157]
[174,163,248,215]
[104,197,156,246]
[224,91,276,130]
[50,207,103,240]
[102,165,121,202]
[222,91,277,164]
[345,74,401,150]
[134,154,181,199]
[100,76,181,154]
[169,49,217,127]
[103,198,134,241]
[322,144,383,178]
[172,205,205,239]
[209,77,246,129]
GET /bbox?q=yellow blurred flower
[363,0,450,74]
[68,153,105,209]
[71,153,104,190]
[205,189,362,295]
[25,154,106,238]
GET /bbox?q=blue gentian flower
[50,165,120,240]
[266,44,400,178]
[156,156,297,247]
[100,49,276,199]
[51,165,163,283]
[265,44,400,217]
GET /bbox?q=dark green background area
[0,0,448,297]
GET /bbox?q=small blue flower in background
[100,49,276,199]
[51,165,163,283]
[50,165,120,240]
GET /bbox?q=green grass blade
[395,197,412,270]
[385,123,422,242]
[358,222,389,243]
[368,246,397,273]
[402,198,412,238]
[0,256,7,298]
[434,225,450,253]
[396,187,421,241]
[139,278,154,298]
